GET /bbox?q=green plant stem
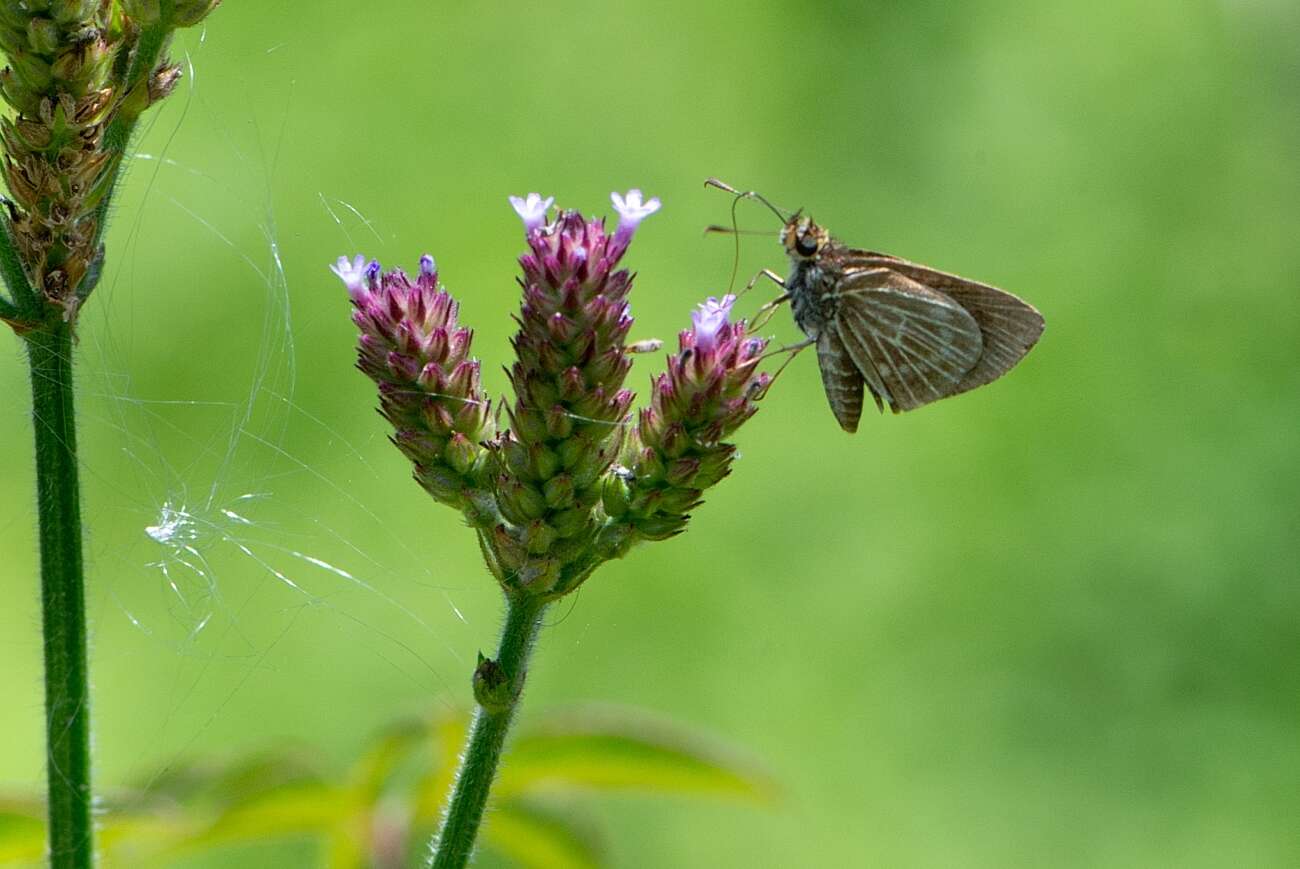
[0,215,36,313]
[26,324,92,868]
[430,594,547,869]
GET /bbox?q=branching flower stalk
[338,189,772,868]
[0,3,221,866]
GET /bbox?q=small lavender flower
[609,188,661,259]
[340,255,494,518]
[330,254,370,300]
[690,294,736,353]
[490,192,658,593]
[508,193,555,233]
[601,294,770,547]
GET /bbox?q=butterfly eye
[795,234,819,257]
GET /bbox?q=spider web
[57,27,484,797]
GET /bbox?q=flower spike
[342,255,495,517]
[600,293,769,549]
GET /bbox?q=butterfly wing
[831,268,984,413]
[846,253,1044,395]
[816,325,869,432]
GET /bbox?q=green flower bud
[9,48,53,94]
[510,556,561,594]
[595,521,635,560]
[556,434,590,472]
[416,464,464,506]
[172,0,223,27]
[444,432,479,476]
[0,67,40,114]
[511,406,548,443]
[600,473,631,518]
[544,403,573,439]
[529,443,559,480]
[549,507,589,538]
[542,474,575,510]
[491,525,527,572]
[500,436,530,479]
[523,519,557,555]
[634,446,666,484]
[25,18,60,55]
[634,514,687,540]
[665,456,700,487]
[120,0,160,24]
[51,0,98,25]
[472,653,513,712]
[498,477,547,524]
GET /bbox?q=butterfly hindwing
[844,252,1044,396]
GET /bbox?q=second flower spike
[493,190,659,594]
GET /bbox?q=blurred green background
[2,1,1298,865]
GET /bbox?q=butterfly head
[781,213,828,261]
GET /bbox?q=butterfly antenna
[705,178,792,293]
[704,178,791,223]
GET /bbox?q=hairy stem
[430,594,547,868]
[26,324,92,868]
[0,215,35,313]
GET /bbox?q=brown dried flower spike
[0,0,220,331]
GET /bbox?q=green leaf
[482,801,603,869]
[347,716,429,803]
[167,783,355,855]
[322,826,369,869]
[138,749,325,812]
[98,813,198,867]
[495,705,777,804]
[414,712,470,824]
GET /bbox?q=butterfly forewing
[831,268,983,413]
[843,253,1044,396]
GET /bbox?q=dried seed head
[0,0,216,332]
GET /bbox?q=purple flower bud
[689,294,736,354]
[509,192,555,233]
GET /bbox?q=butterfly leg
[739,267,786,297]
[749,336,814,400]
[741,269,790,331]
[759,335,815,360]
